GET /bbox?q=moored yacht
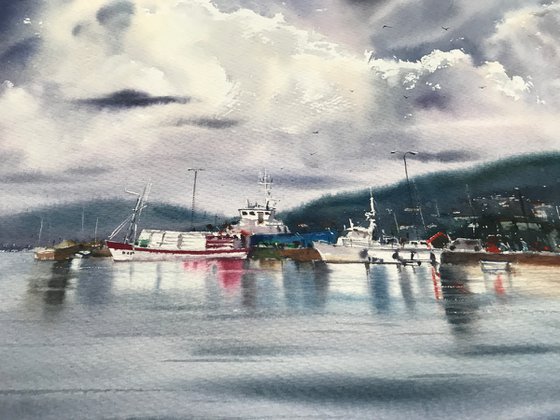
[313,190,440,265]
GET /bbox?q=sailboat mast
[38,217,43,247]
[188,168,204,230]
[81,206,85,237]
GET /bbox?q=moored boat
[232,171,337,259]
[106,182,250,262]
[313,190,441,265]
[34,240,82,261]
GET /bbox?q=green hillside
[0,200,229,248]
[280,152,560,237]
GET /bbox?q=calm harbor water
[1,253,560,419]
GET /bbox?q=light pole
[188,168,204,230]
[387,208,400,235]
[514,187,530,229]
[390,150,417,209]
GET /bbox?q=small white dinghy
[480,260,510,272]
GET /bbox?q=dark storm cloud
[96,1,135,31]
[175,118,240,129]
[1,172,65,184]
[0,0,39,33]
[281,174,352,188]
[358,0,537,64]
[0,36,41,82]
[415,91,450,110]
[414,150,479,163]
[75,90,191,109]
[237,173,350,188]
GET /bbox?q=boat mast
[259,169,273,209]
[123,181,152,244]
[365,188,377,239]
[188,168,204,230]
[37,217,43,247]
[81,206,85,237]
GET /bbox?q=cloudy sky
[1,0,559,216]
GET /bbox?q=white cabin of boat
[235,171,290,235]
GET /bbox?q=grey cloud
[64,166,113,176]
[413,150,479,163]
[72,23,85,37]
[75,90,191,109]
[1,172,65,184]
[96,1,135,31]
[0,0,40,33]
[358,0,539,63]
[415,92,450,110]
[0,150,25,171]
[0,36,41,82]
[175,118,240,129]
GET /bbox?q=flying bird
[403,95,409,99]
[479,86,486,89]
[382,25,393,29]
[312,130,319,134]
[442,26,450,31]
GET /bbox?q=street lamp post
[391,150,417,209]
[514,187,530,229]
[387,208,400,235]
[188,168,205,230]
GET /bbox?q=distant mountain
[280,152,560,237]
[0,199,232,248]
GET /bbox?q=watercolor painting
[2,0,560,418]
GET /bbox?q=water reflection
[368,265,391,314]
[481,268,513,300]
[75,258,114,306]
[396,266,416,313]
[282,261,330,312]
[439,265,481,335]
[26,260,76,316]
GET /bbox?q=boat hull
[314,242,440,265]
[34,245,82,261]
[441,250,560,266]
[106,241,249,262]
[278,247,321,262]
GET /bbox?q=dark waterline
[1,253,560,419]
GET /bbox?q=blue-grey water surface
[1,253,560,419]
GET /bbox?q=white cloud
[0,0,559,215]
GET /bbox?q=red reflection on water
[216,259,244,290]
[431,266,442,300]
[182,260,208,272]
[494,274,506,295]
[182,259,244,290]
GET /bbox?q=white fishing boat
[106,182,250,262]
[233,170,290,236]
[313,190,441,265]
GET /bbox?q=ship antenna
[365,188,377,238]
[259,169,273,209]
